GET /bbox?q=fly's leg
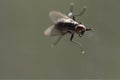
[51,34,64,47]
[69,3,74,13]
[68,2,74,17]
[74,6,87,17]
[70,33,85,54]
[68,3,87,21]
[86,28,92,31]
[73,6,87,22]
[68,3,76,21]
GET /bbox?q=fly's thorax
[55,19,78,32]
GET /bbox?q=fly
[44,3,92,54]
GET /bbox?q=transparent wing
[49,11,69,24]
[44,25,61,36]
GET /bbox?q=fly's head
[75,24,92,37]
[75,24,86,37]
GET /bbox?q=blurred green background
[0,0,120,79]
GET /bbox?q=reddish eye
[76,26,84,31]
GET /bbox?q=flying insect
[44,3,92,53]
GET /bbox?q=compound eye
[76,26,84,32]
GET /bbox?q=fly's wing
[49,11,69,23]
[44,11,70,36]
[44,25,61,36]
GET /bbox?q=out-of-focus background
[0,0,120,79]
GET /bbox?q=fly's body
[55,19,78,34]
[44,3,92,53]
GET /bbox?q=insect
[44,3,92,53]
